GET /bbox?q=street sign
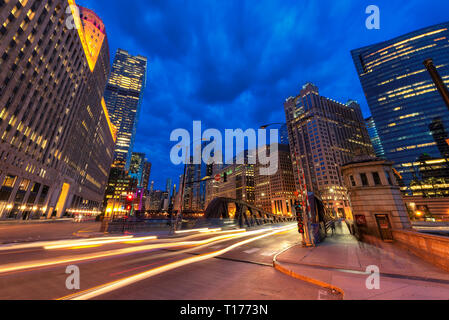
[214,174,221,182]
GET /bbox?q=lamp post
[260,123,314,246]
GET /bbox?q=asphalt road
[0,221,102,244]
[0,224,339,300]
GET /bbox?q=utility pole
[261,122,314,246]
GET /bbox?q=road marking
[260,251,276,256]
[243,248,261,254]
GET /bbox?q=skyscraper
[129,152,146,187]
[104,49,148,170]
[255,144,296,215]
[366,117,385,158]
[284,83,374,216]
[0,1,115,220]
[166,178,172,198]
[352,22,449,193]
[141,161,152,191]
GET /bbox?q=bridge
[204,197,295,228]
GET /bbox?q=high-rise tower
[352,22,449,195]
[104,49,147,170]
[284,83,374,216]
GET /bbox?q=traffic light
[223,172,227,183]
[206,164,213,177]
[298,222,305,234]
[294,200,303,218]
[125,193,134,213]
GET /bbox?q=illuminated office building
[205,154,255,208]
[129,152,146,187]
[254,144,296,215]
[352,22,449,194]
[104,49,147,170]
[284,83,374,217]
[0,1,115,219]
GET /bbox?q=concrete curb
[273,244,345,299]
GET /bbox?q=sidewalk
[275,222,449,300]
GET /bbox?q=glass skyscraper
[104,49,148,170]
[352,22,449,195]
[365,117,385,158]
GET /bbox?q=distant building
[166,178,173,198]
[0,2,115,220]
[129,153,146,187]
[104,168,138,216]
[104,49,147,170]
[366,117,385,158]
[141,162,152,191]
[206,157,255,207]
[255,144,296,215]
[182,158,202,212]
[149,190,164,212]
[284,83,374,217]
[352,22,449,193]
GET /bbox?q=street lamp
[260,123,314,247]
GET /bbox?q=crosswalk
[243,247,277,257]
[209,245,278,257]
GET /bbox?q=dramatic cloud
[80,0,449,189]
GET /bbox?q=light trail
[44,236,158,250]
[175,228,210,234]
[0,227,276,275]
[0,228,237,252]
[59,224,296,300]
[0,236,134,252]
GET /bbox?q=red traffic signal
[126,205,132,211]
[298,222,305,234]
[127,194,134,201]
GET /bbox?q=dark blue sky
[80,0,448,190]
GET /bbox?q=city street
[0,223,338,300]
[0,221,102,244]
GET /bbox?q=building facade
[254,144,296,215]
[205,162,255,207]
[352,22,449,194]
[284,83,374,217]
[0,1,115,220]
[104,49,147,170]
